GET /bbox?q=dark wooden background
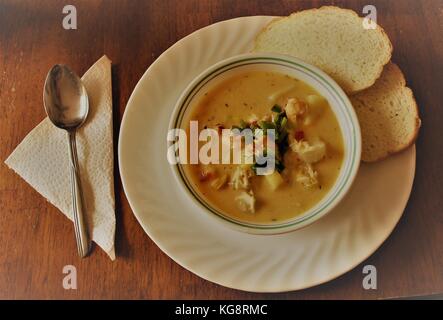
[0,0,442,299]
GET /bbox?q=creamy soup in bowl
[168,53,361,234]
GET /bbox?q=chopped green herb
[259,120,276,130]
[231,106,290,176]
[280,117,287,129]
[271,105,282,113]
[277,130,288,144]
[274,113,281,125]
[275,159,285,172]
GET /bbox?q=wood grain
[0,0,442,299]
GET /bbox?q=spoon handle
[67,131,91,258]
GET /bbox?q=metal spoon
[43,65,91,258]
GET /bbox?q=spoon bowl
[43,65,89,130]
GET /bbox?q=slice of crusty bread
[253,6,393,94]
[351,62,421,162]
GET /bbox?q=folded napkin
[5,55,116,260]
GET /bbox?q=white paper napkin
[5,55,116,260]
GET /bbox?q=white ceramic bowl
[169,53,361,234]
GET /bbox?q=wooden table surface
[0,0,442,300]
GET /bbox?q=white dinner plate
[118,16,416,292]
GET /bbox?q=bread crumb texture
[351,63,421,162]
[254,6,393,94]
